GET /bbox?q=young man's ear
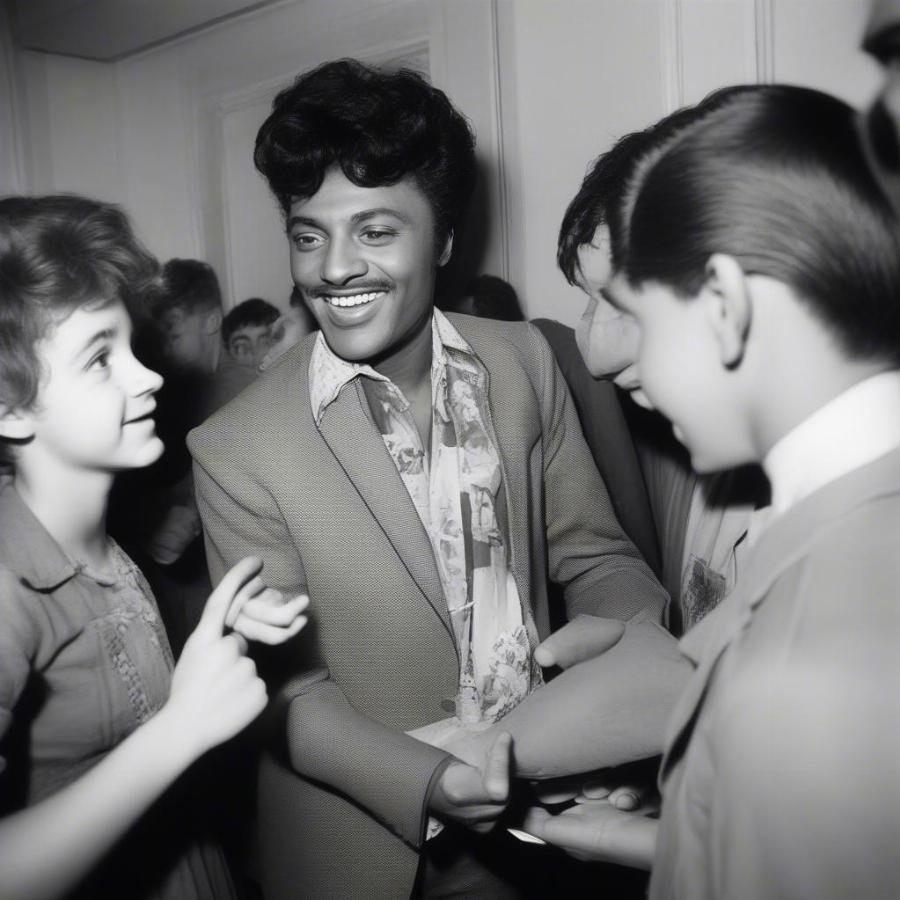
[438,232,454,267]
[0,404,34,441]
[701,254,752,367]
[204,308,223,336]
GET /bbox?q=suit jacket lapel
[660,447,900,782]
[316,381,453,642]
[492,402,533,626]
[740,447,900,614]
[461,337,533,624]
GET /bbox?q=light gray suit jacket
[189,314,668,899]
[650,448,900,900]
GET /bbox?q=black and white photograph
[0,1,898,898]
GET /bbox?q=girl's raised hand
[158,557,289,763]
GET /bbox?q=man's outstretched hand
[429,732,513,833]
[522,798,658,869]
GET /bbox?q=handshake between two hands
[414,616,659,868]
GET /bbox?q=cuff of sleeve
[287,679,454,848]
[420,755,456,844]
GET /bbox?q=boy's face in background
[227,323,273,369]
[258,305,317,371]
[159,307,221,374]
[22,299,164,474]
[575,225,643,395]
[287,167,450,364]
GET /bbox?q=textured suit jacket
[188,314,668,899]
[649,448,900,900]
[531,318,661,576]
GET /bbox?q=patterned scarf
[310,312,542,724]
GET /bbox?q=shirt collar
[763,369,900,517]
[308,309,480,424]
[0,475,79,591]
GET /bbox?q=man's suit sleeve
[191,445,306,594]
[529,326,670,622]
[190,431,451,849]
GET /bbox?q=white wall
[8,0,508,310]
[0,7,28,195]
[496,0,881,327]
[6,0,883,322]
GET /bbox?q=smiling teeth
[324,291,384,308]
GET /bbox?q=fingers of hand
[232,612,308,645]
[576,782,648,810]
[522,806,552,838]
[212,672,268,741]
[442,760,507,809]
[221,653,263,697]
[522,806,568,843]
[223,631,250,657]
[235,591,308,627]
[176,619,247,671]
[483,732,512,801]
[441,763,484,806]
[199,556,264,636]
[522,804,606,856]
[209,645,267,712]
[609,784,646,811]
[534,616,626,669]
[578,778,613,801]
[224,575,266,628]
[167,632,266,748]
[531,776,582,805]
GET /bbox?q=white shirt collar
[763,370,900,517]
[308,309,476,424]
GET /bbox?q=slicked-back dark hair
[0,194,159,415]
[624,84,900,365]
[557,86,758,285]
[254,59,477,247]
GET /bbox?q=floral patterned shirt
[309,311,542,726]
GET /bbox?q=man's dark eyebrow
[351,208,410,226]
[287,208,410,232]
[286,214,320,232]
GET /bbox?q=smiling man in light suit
[188,59,670,899]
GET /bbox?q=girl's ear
[0,405,34,441]
[438,232,454,267]
[701,253,752,368]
